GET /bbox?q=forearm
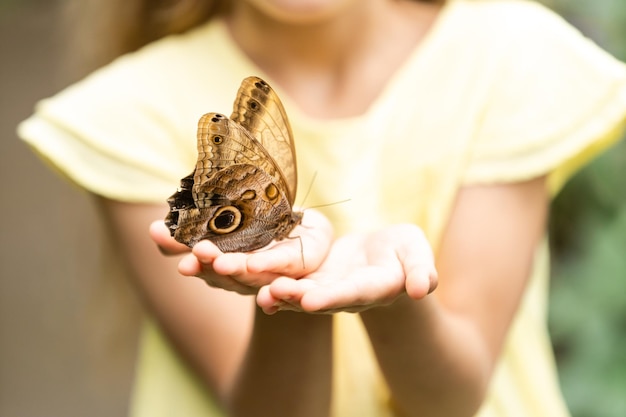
[360,295,491,417]
[227,308,333,417]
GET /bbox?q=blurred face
[237,0,366,24]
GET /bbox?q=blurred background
[1,0,625,416]
[0,1,141,416]
[544,1,626,417]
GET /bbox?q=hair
[64,0,226,72]
[65,0,444,73]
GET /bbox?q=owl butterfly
[165,76,303,253]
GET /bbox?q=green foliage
[550,197,626,417]
[544,0,626,59]
[542,1,626,416]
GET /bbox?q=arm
[360,177,548,417]
[99,199,255,399]
[100,199,334,416]
[227,308,332,417]
[256,177,548,417]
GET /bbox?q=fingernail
[427,270,438,294]
[272,300,287,311]
[264,306,279,315]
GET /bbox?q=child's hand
[257,224,438,314]
[150,209,333,295]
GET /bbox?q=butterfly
[165,76,303,252]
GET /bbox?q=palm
[257,224,437,314]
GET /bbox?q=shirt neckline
[210,0,460,132]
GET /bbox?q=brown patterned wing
[231,76,297,205]
[192,112,289,193]
[170,164,302,251]
[164,77,302,252]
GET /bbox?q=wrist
[254,306,333,337]
[359,292,436,329]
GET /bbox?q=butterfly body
[165,77,302,252]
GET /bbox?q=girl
[19,0,626,416]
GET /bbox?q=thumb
[149,220,191,255]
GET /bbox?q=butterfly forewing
[193,113,291,205]
[231,76,298,204]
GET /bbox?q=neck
[223,1,441,119]
[226,1,381,75]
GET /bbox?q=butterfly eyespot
[265,183,279,201]
[212,135,223,144]
[248,100,259,111]
[241,190,256,200]
[209,206,242,234]
[254,80,269,92]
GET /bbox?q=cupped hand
[150,209,334,295]
[257,224,438,314]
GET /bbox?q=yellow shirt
[18,1,626,416]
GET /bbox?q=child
[18,0,626,416]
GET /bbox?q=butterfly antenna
[298,171,317,208]
[299,171,351,210]
[305,199,352,211]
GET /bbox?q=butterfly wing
[165,77,302,251]
[174,164,301,251]
[231,76,298,205]
[193,112,289,195]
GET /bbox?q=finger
[191,239,224,262]
[268,276,317,302]
[181,239,221,277]
[298,279,362,312]
[257,284,304,314]
[178,253,203,277]
[404,260,438,299]
[257,285,279,314]
[190,237,299,279]
[246,242,305,276]
[261,277,327,314]
[191,241,258,278]
[300,266,401,312]
[251,209,334,276]
[396,233,438,299]
[249,225,332,278]
[149,220,191,255]
[211,252,282,287]
[199,274,258,295]
[190,247,282,289]
[177,252,257,294]
[366,224,437,299]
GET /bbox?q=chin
[244,0,358,24]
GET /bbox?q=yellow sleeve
[463,1,626,195]
[15,22,240,203]
[17,47,198,203]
